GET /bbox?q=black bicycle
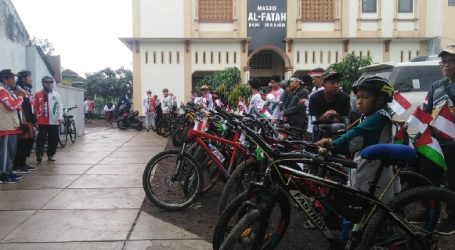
[213,113,454,250]
[58,106,77,147]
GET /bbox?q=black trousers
[13,137,34,168]
[419,144,455,220]
[36,125,59,157]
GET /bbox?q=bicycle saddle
[360,144,415,164]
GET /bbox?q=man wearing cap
[309,67,325,95]
[200,85,214,110]
[283,77,309,129]
[34,76,63,163]
[161,88,172,114]
[421,43,455,234]
[13,70,36,173]
[0,69,27,183]
[308,70,350,140]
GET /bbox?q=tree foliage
[330,54,373,93]
[84,67,133,103]
[195,67,249,107]
[30,37,55,55]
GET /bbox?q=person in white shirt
[265,75,284,124]
[142,90,157,131]
[247,78,265,117]
[103,102,115,124]
[161,88,172,114]
[200,84,214,110]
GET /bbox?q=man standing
[308,70,350,140]
[265,75,284,124]
[421,43,455,234]
[34,76,63,162]
[161,88,172,115]
[0,69,26,183]
[142,90,157,131]
[200,85,213,110]
[283,77,309,129]
[13,70,36,173]
[309,67,325,94]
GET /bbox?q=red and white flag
[389,92,412,115]
[430,103,455,140]
[406,107,433,133]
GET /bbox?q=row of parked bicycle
[141,103,455,249]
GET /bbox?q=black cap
[0,69,16,78]
[321,70,342,82]
[17,70,31,79]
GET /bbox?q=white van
[359,59,443,119]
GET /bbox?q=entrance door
[248,49,285,86]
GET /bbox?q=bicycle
[142,109,250,210]
[58,106,77,147]
[213,114,445,249]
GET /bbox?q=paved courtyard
[0,126,211,250]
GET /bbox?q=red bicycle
[142,111,249,211]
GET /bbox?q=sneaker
[9,173,23,179]
[0,174,20,184]
[25,164,35,171]
[12,168,30,174]
[36,156,42,163]
[435,219,455,235]
[48,155,56,161]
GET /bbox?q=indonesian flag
[430,103,455,140]
[389,92,412,115]
[406,107,433,133]
[415,127,447,170]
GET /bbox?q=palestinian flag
[415,127,447,170]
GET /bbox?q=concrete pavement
[0,126,211,250]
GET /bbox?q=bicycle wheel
[219,209,266,250]
[357,186,455,250]
[69,119,77,143]
[218,159,265,214]
[142,150,203,211]
[58,121,67,147]
[400,170,434,192]
[213,187,291,250]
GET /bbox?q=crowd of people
[0,69,63,184]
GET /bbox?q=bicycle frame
[184,126,247,178]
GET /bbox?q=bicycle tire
[58,121,67,147]
[357,186,455,250]
[219,209,264,250]
[218,159,264,214]
[69,119,77,143]
[213,187,291,250]
[399,170,434,192]
[142,150,204,211]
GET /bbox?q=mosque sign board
[247,0,287,53]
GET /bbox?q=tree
[84,67,133,103]
[30,37,55,55]
[330,54,373,93]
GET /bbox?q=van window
[390,65,443,92]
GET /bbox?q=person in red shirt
[0,69,27,183]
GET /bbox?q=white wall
[139,0,184,38]
[294,42,343,70]
[55,85,85,136]
[348,0,358,37]
[0,37,26,71]
[350,41,383,63]
[191,42,241,71]
[390,41,420,63]
[140,42,185,112]
[26,46,53,93]
[301,23,335,32]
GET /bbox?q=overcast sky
[11,0,132,77]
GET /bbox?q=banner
[247,0,287,52]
